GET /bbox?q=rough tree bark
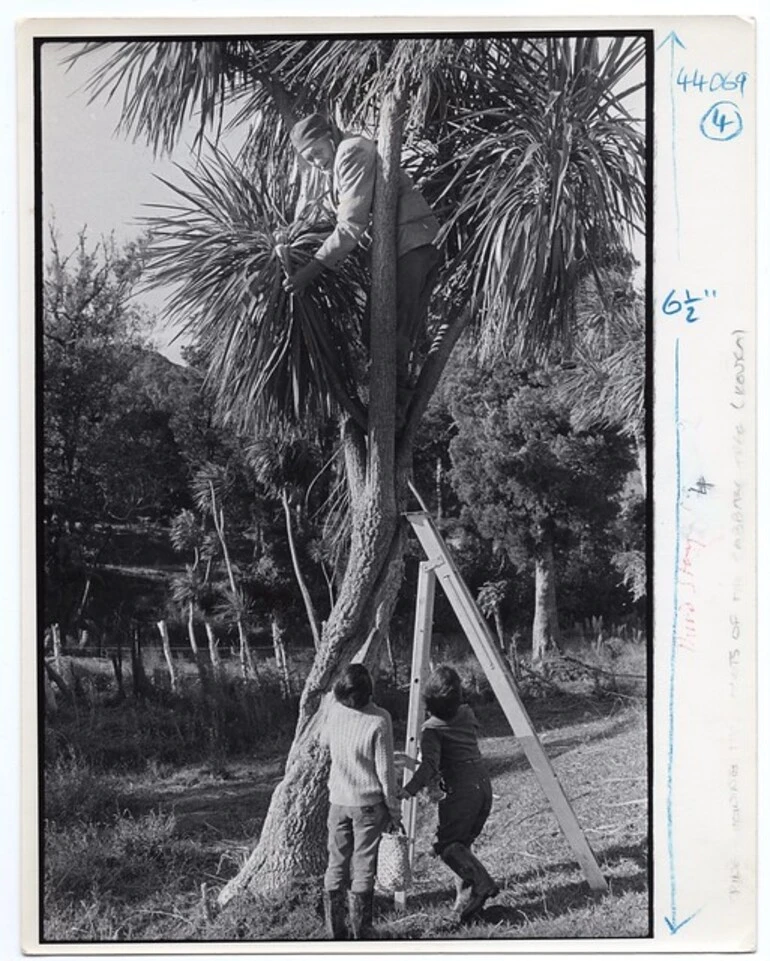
[531,525,561,667]
[217,83,409,905]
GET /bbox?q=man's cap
[289,113,332,153]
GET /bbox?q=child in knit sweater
[320,663,401,940]
[397,664,499,922]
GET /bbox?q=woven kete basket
[376,831,412,892]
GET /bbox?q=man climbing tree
[284,112,441,407]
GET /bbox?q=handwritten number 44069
[663,289,718,324]
[677,68,749,97]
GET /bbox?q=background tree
[191,461,261,678]
[247,431,325,650]
[43,229,191,635]
[558,262,646,488]
[476,580,509,650]
[71,34,646,896]
[450,361,635,666]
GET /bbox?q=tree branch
[281,488,322,650]
[396,300,475,468]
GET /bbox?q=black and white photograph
[32,23,653,947]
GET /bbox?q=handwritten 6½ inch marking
[700,101,743,142]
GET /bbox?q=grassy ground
[43,656,648,943]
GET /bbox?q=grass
[42,638,649,943]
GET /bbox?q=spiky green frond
[170,567,204,605]
[440,36,646,363]
[476,578,509,616]
[215,586,253,624]
[142,145,368,434]
[245,432,320,498]
[66,41,265,155]
[169,508,204,554]
[558,282,645,438]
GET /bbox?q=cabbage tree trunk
[217,84,408,904]
[531,525,561,667]
[281,488,321,650]
[186,602,199,657]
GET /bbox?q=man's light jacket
[314,135,439,270]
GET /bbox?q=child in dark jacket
[397,665,499,922]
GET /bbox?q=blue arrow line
[664,338,700,936]
[657,31,686,258]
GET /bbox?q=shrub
[44,750,125,826]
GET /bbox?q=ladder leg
[405,512,608,894]
[437,566,608,894]
[394,562,435,911]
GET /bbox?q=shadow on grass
[481,710,640,780]
[480,863,648,932]
[477,688,635,733]
[385,839,648,937]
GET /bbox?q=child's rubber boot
[323,889,348,939]
[347,889,375,940]
[441,842,500,922]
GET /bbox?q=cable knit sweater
[321,699,400,818]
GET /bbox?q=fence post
[52,623,62,673]
[204,621,222,677]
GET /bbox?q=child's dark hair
[423,665,462,720]
[334,663,373,709]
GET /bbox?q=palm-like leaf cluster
[70,34,647,432]
[558,273,645,438]
[68,41,261,155]
[144,147,368,434]
[440,37,646,362]
[246,432,319,498]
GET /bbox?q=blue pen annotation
[662,289,718,324]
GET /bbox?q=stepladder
[394,510,608,909]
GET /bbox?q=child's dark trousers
[432,760,493,856]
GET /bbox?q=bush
[44,750,125,826]
[45,809,179,903]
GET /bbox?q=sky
[41,43,248,362]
